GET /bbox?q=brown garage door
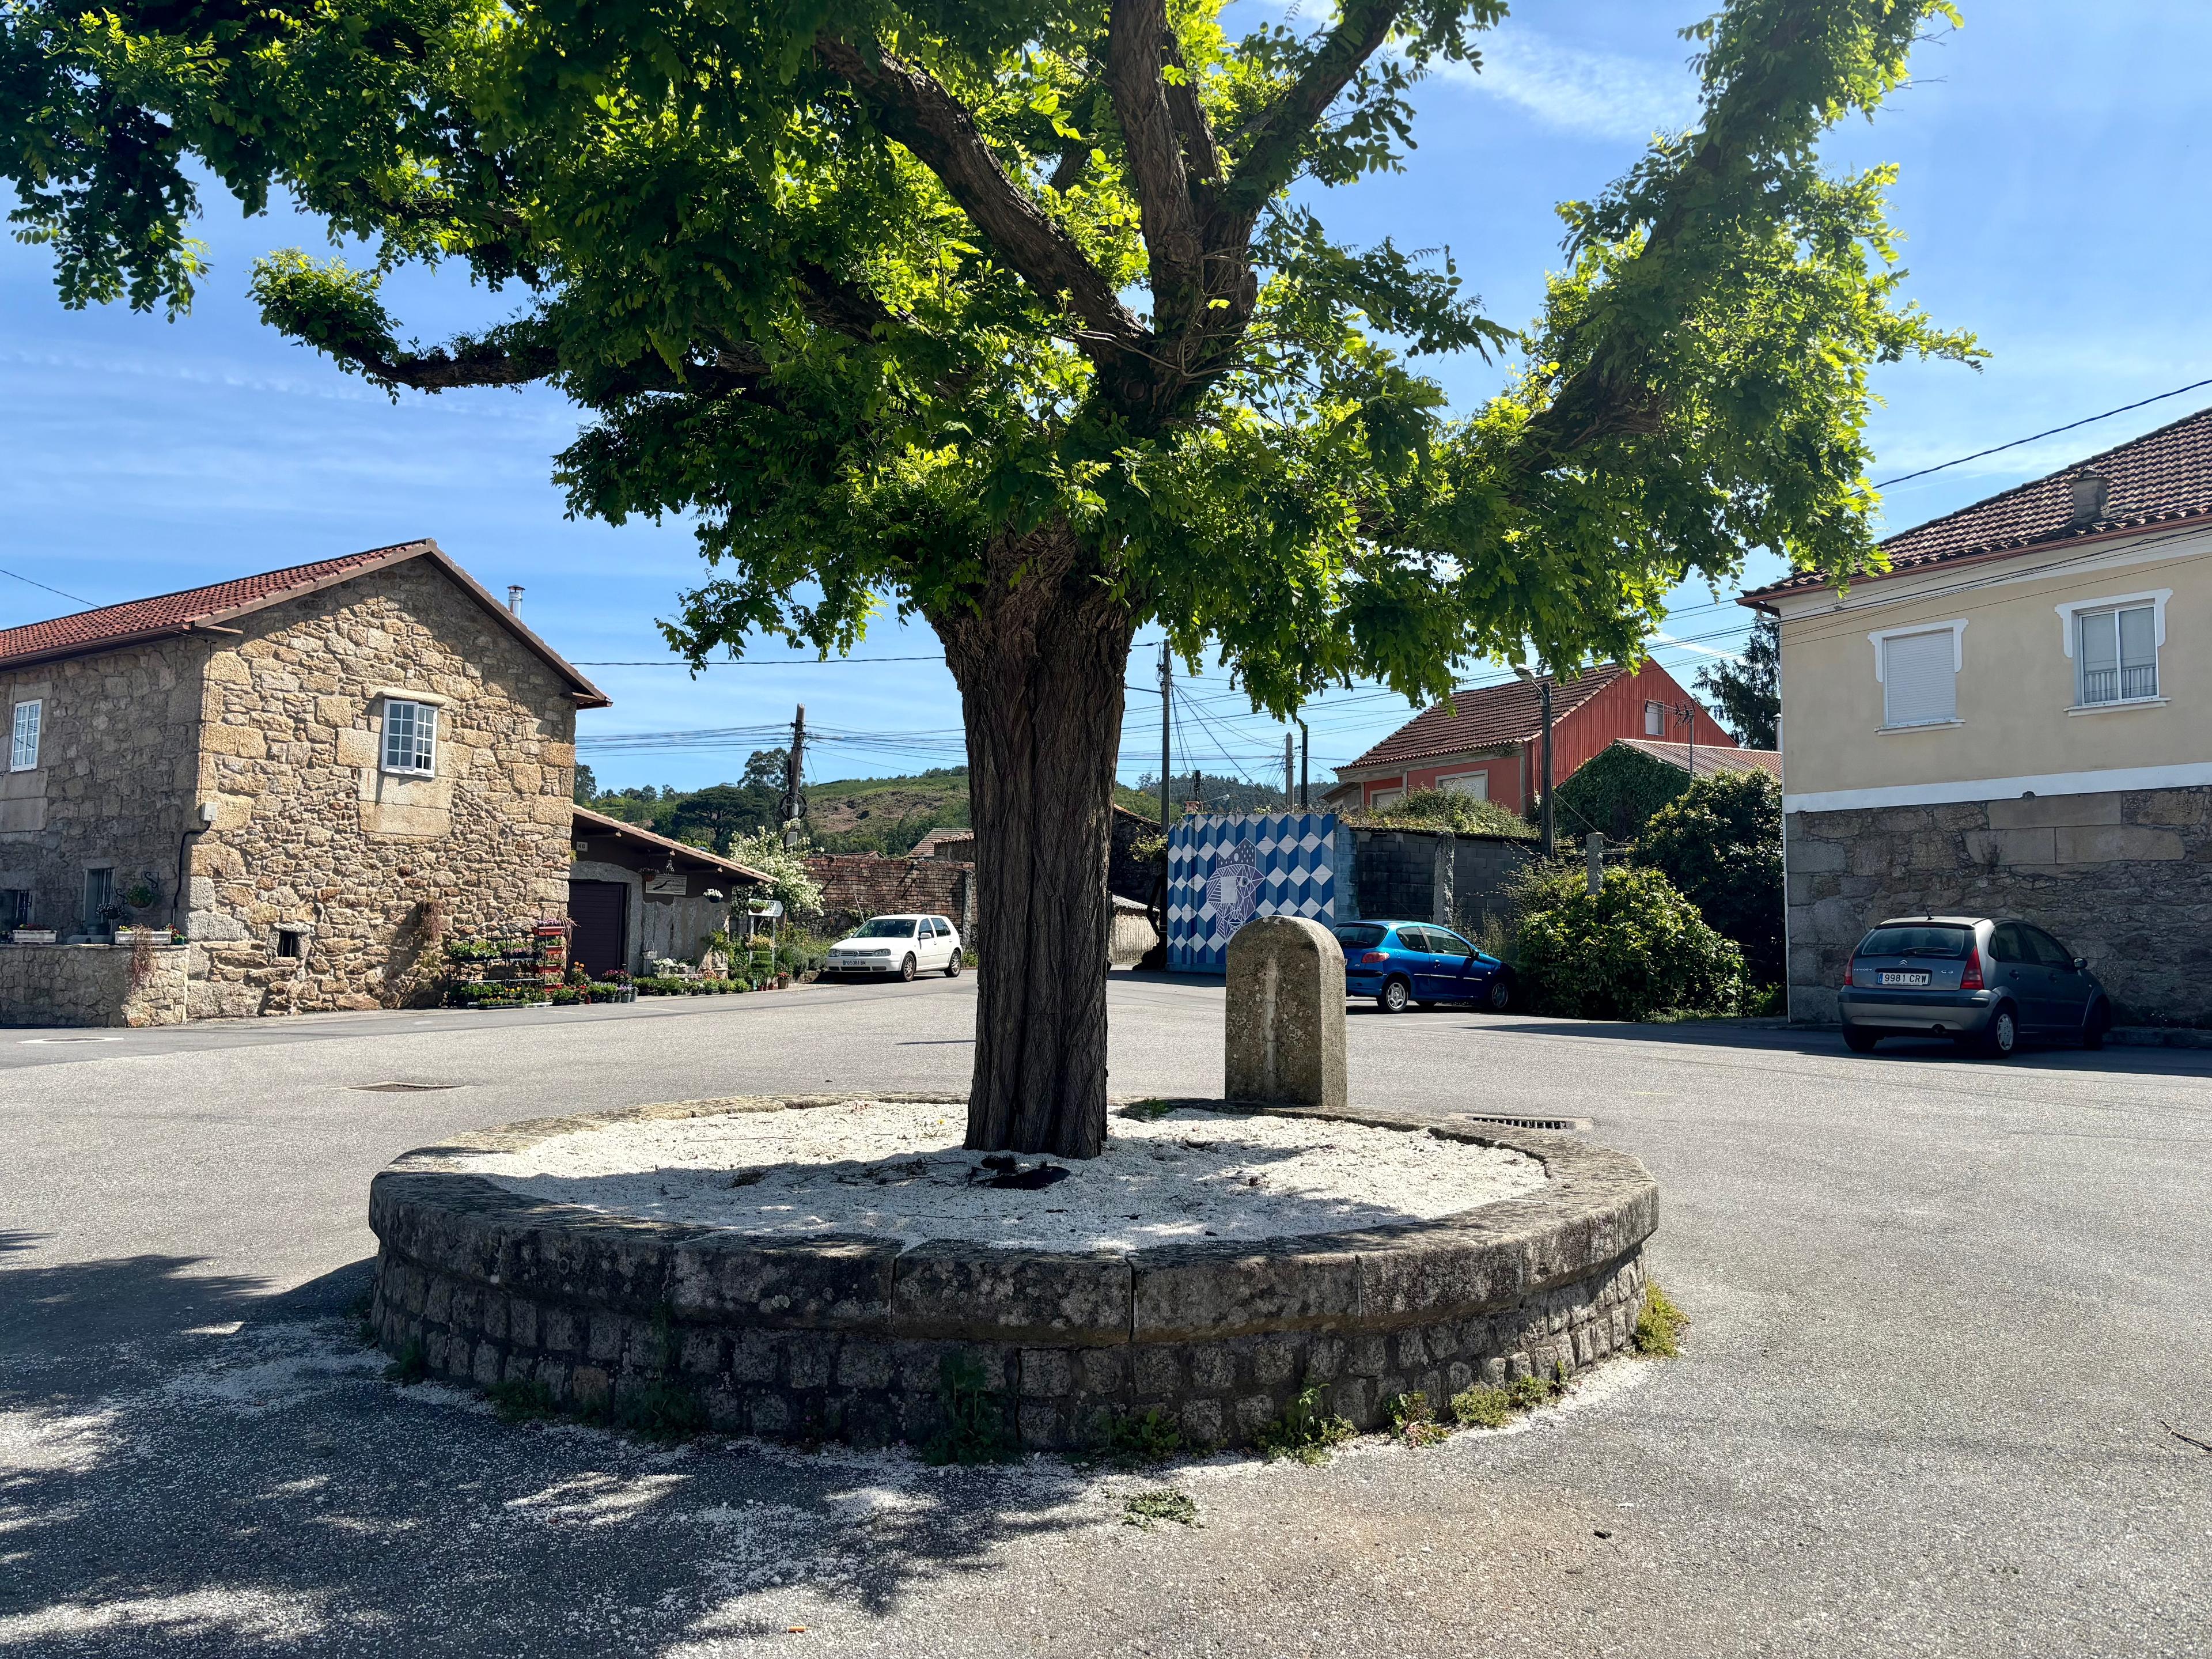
[568,881,628,978]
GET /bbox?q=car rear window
[1855,925,1972,959]
[1334,925,1388,949]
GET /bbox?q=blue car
[1334,921,1514,1014]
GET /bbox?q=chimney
[2069,471,2108,529]
[506,585,525,617]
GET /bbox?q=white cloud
[1431,27,1699,142]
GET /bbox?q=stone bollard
[1224,915,1349,1111]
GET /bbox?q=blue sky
[3,1,2206,796]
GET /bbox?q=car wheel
[1378,977,1411,1014]
[900,954,916,983]
[1979,1005,2018,1058]
[945,952,963,979]
[2081,998,2109,1050]
[1484,976,1512,1013]
[1842,1025,1879,1054]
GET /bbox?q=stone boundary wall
[1787,786,2212,1027]
[803,857,975,938]
[367,1096,1658,1452]
[0,941,189,1027]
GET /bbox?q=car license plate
[1879,971,1930,987]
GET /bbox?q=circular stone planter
[366,1095,1659,1452]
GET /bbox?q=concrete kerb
[367,1092,1660,1451]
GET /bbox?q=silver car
[1838,915,2113,1057]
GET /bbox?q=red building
[1326,662,1737,814]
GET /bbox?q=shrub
[1361,787,1536,840]
[922,1354,1018,1465]
[725,828,825,921]
[1549,743,1690,844]
[1122,1488,1200,1530]
[1638,769,1784,988]
[1449,1384,1514,1429]
[1513,863,1745,1021]
[1386,1390,1449,1447]
[1088,1406,1187,1467]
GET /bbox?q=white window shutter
[1883,630,1957,727]
[1441,772,1488,800]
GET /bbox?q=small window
[1440,772,1488,801]
[275,929,305,960]
[1988,923,2030,965]
[0,889,30,930]
[381,699,437,775]
[82,867,113,927]
[10,700,40,771]
[1369,787,1404,809]
[1644,700,1665,737]
[1881,629,1959,728]
[2075,604,2157,705]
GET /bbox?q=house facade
[1327,662,1737,813]
[0,541,608,1021]
[1747,407,2212,1028]
[568,807,763,978]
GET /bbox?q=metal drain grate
[1455,1112,1588,1132]
[350,1082,463,1093]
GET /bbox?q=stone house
[0,540,608,1021]
[1323,662,1737,813]
[1744,406,2212,1029]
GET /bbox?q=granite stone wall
[0,941,188,1027]
[0,634,209,940]
[184,560,579,1017]
[367,1096,1659,1453]
[1786,786,2212,1027]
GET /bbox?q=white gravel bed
[469,1100,1545,1252]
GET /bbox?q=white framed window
[381,699,438,775]
[1440,771,1489,801]
[1368,787,1404,809]
[10,700,40,771]
[1644,700,1665,737]
[2056,590,2168,708]
[1869,620,1968,729]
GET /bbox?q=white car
[822,914,964,982]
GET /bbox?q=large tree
[2,0,1973,1157]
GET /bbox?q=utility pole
[781,704,807,849]
[1297,718,1310,810]
[1158,642,1172,835]
[1283,733,1295,806]
[1539,677,1555,858]
[1676,700,1697,782]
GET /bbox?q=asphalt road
[3,975,2209,1658]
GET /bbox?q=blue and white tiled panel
[1165,812,1338,972]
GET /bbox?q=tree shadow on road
[0,1268,1148,1657]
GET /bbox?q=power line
[0,566,99,609]
[1872,376,2212,490]
[572,654,946,666]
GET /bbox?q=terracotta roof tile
[571,806,768,882]
[1342,667,1627,772]
[0,540,609,706]
[0,543,426,666]
[1747,403,2212,601]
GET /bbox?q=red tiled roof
[0,539,609,705]
[1745,403,2212,601]
[1615,738,1781,779]
[1340,667,1627,772]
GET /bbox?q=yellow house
[1745,407,2212,1029]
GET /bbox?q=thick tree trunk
[934,522,1134,1159]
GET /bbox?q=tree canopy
[1697,611,1782,748]
[3,0,1974,706]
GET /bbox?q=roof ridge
[1877,403,2212,551]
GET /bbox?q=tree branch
[814,32,1147,359]
[1213,0,1404,251]
[1159,29,1224,195]
[1106,0,1203,336]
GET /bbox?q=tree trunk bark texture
[934,522,1134,1160]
